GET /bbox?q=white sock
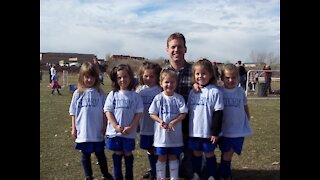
[156,161,166,179]
[169,160,179,180]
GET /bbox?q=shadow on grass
[232,169,280,180]
[195,168,279,180]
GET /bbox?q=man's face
[166,38,187,63]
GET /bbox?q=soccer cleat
[103,172,114,180]
[191,173,200,180]
[85,176,94,180]
[142,169,152,179]
[220,176,234,180]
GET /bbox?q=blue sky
[40,0,280,63]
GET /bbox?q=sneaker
[103,173,114,180]
[85,176,94,180]
[142,169,152,179]
[208,176,215,180]
[220,176,234,180]
[191,173,200,180]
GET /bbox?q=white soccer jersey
[188,84,224,138]
[69,88,107,143]
[219,86,252,137]
[50,67,56,76]
[104,90,144,139]
[149,92,188,147]
[136,85,162,135]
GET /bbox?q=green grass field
[40,75,280,180]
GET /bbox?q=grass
[40,75,280,180]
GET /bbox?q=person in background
[252,71,260,91]
[188,59,224,180]
[218,63,252,180]
[51,74,62,95]
[93,56,106,85]
[262,65,273,94]
[136,61,162,180]
[149,68,188,180]
[237,61,247,91]
[213,61,221,81]
[48,64,52,84]
[50,64,56,80]
[104,64,143,180]
[40,70,43,81]
[69,62,113,180]
[164,32,194,180]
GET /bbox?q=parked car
[69,62,81,67]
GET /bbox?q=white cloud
[40,0,280,63]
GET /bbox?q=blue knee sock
[124,155,134,180]
[95,152,109,177]
[112,153,123,180]
[148,153,157,177]
[192,155,202,175]
[81,152,93,177]
[219,159,231,178]
[206,156,217,178]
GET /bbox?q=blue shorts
[218,137,244,155]
[155,147,183,156]
[140,135,154,150]
[106,136,135,152]
[188,137,217,153]
[75,141,105,153]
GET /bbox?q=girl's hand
[193,83,202,93]
[115,124,124,133]
[167,122,175,132]
[121,126,131,135]
[71,129,77,139]
[210,136,219,144]
[101,127,106,136]
[160,121,167,129]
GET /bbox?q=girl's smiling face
[160,73,177,96]
[194,65,212,86]
[142,69,157,87]
[117,70,131,90]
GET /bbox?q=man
[142,32,193,180]
[48,64,52,84]
[262,64,273,94]
[50,64,56,83]
[166,32,193,180]
[92,56,106,85]
[237,60,247,90]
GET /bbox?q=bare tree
[105,53,111,61]
[250,50,279,65]
[266,52,279,65]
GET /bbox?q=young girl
[51,73,61,95]
[136,61,162,180]
[149,68,188,180]
[104,64,144,180]
[188,59,224,180]
[69,62,113,180]
[218,63,252,180]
